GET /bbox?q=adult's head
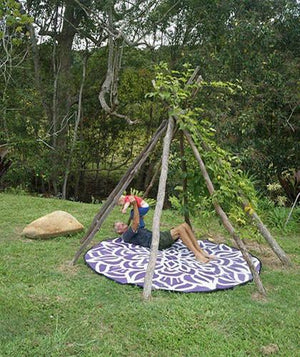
[114,221,128,235]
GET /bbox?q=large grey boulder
[22,210,84,239]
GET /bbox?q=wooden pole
[72,120,168,264]
[143,117,175,300]
[245,208,292,266]
[184,131,266,296]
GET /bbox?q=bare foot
[200,250,216,260]
[195,253,209,264]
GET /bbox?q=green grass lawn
[0,193,299,357]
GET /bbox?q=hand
[122,208,127,214]
[128,196,135,203]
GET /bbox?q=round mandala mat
[85,238,261,292]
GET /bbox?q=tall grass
[0,193,299,356]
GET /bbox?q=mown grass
[0,193,299,357]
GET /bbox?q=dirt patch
[200,232,227,244]
[243,239,285,270]
[201,233,289,270]
[260,343,279,355]
[251,291,268,303]
[57,260,80,276]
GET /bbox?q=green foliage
[148,64,259,233]
[267,182,288,207]
[257,197,300,232]
[161,0,300,200]
[119,67,153,104]
[0,0,32,42]
[268,206,299,232]
[265,207,289,230]
[146,63,197,107]
[3,185,29,195]
[1,0,299,207]
[212,4,300,193]
[257,197,275,212]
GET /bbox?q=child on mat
[118,194,149,228]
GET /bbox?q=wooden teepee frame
[73,79,292,301]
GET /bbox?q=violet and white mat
[85,238,261,292]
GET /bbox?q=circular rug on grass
[85,238,261,292]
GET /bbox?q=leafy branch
[147,63,258,230]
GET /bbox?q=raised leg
[181,223,215,259]
[170,225,209,263]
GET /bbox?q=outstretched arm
[122,201,130,213]
[130,199,140,232]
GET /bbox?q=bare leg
[181,223,215,259]
[170,225,209,263]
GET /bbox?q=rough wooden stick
[72,120,168,264]
[184,131,266,296]
[246,208,292,266]
[143,117,175,300]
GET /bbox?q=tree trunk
[184,131,266,296]
[52,0,85,193]
[27,21,52,122]
[62,52,87,199]
[143,117,174,300]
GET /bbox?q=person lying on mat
[114,197,214,263]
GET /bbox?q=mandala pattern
[84,238,261,292]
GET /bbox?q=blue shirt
[121,227,152,248]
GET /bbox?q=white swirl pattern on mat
[85,238,261,292]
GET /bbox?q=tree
[0,0,32,142]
